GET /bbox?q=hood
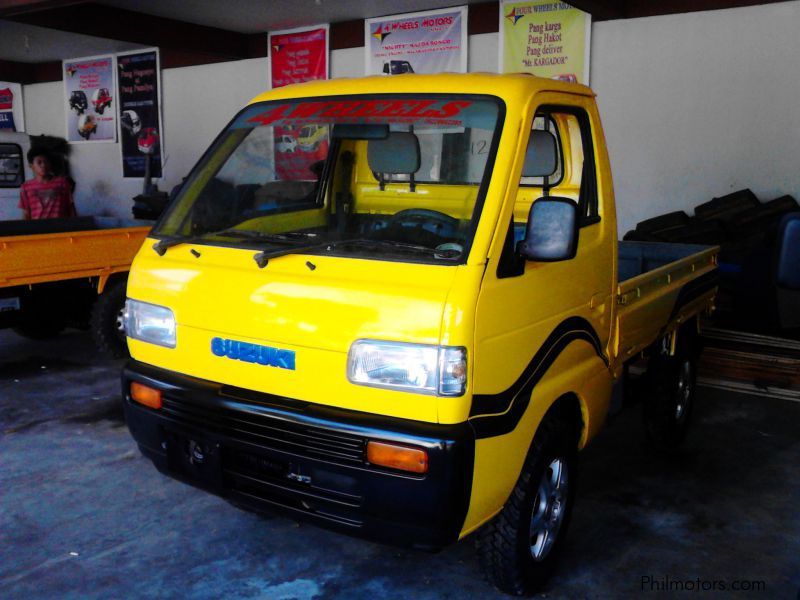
[126,240,460,421]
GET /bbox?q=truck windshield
[154,95,503,264]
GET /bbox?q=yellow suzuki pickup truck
[122,74,717,594]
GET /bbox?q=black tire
[477,411,578,595]
[91,279,128,358]
[643,326,699,451]
[634,210,690,235]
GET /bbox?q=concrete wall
[15,1,800,232]
[592,1,800,233]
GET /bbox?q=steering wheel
[388,209,459,234]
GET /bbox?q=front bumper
[122,360,475,549]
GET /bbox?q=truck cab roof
[249,73,595,105]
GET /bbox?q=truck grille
[159,395,367,467]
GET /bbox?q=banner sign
[0,82,24,132]
[499,1,591,84]
[268,25,329,88]
[62,55,116,143]
[365,7,468,76]
[268,26,330,182]
[117,49,163,178]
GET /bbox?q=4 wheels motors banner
[364,6,468,76]
[117,48,164,179]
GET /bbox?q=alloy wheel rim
[530,457,568,561]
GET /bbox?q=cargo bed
[0,216,150,288]
[615,241,718,360]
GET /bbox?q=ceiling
[0,20,144,63]
[99,0,492,35]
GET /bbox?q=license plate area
[225,448,290,481]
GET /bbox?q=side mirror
[517,197,579,262]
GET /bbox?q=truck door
[466,94,615,525]
[464,94,616,530]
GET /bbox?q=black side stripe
[469,317,607,440]
[668,268,719,322]
[468,271,719,440]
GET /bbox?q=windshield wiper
[253,241,332,268]
[152,228,318,256]
[252,238,461,269]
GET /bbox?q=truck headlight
[347,341,466,396]
[124,299,176,348]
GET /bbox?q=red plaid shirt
[19,177,75,219]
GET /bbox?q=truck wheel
[91,279,128,358]
[477,413,577,595]
[644,328,699,451]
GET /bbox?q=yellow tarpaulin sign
[499,1,591,84]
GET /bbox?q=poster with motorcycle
[62,55,116,143]
[364,6,468,76]
[268,25,329,182]
[117,48,163,178]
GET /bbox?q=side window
[520,116,563,187]
[499,105,599,278]
[0,144,24,188]
[517,107,598,223]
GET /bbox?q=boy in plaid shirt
[19,148,76,220]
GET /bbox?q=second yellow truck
[121,74,717,594]
[0,216,150,356]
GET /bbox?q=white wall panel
[591,1,800,233]
[331,47,362,79]
[468,33,498,73]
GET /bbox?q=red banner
[268,26,329,181]
[269,27,328,88]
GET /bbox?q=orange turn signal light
[367,441,428,474]
[130,382,162,409]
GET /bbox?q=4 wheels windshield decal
[243,99,473,128]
